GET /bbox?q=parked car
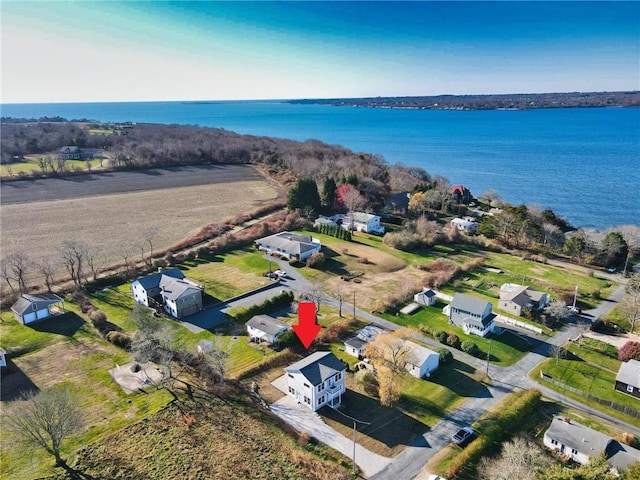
[274,270,287,278]
[428,475,448,480]
[451,427,475,446]
[567,306,581,314]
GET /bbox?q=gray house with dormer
[447,293,496,337]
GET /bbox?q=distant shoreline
[288,91,640,111]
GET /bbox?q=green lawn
[178,247,271,303]
[1,155,94,176]
[531,344,639,424]
[380,302,534,366]
[602,305,632,332]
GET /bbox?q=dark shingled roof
[11,293,63,316]
[135,267,185,291]
[285,351,345,386]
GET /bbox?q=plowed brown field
[1,167,279,287]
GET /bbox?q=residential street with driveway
[181,255,637,479]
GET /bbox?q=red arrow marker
[292,302,321,349]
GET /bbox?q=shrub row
[316,223,352,241]
[444,389,542,479]
[234,348,299,380]
[227,290,295,323]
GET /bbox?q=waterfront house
[450,217,478,233]
[450,185,472,204]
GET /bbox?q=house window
[335,372,342,381]
[318,396,325,405]
[551,439,558,446]
[288,387,295,395]
[571,448,578,455]
[304,396,310,404]
[304,383,310,389]
[627,385,634,393]
[317,383,325,392]
[288,374,293,379]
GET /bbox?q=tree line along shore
[288,90,640,110]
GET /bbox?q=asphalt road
[176,255,637,480]
[0,164,264,204]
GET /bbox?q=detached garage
[11,293,64,325]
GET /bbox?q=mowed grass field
[1,178,279,286]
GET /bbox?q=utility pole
[572,284,578,310]
[353,290,356,320]
[485,338,492,378]
[352,420,357,476]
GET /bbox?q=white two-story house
[284,351,346,412]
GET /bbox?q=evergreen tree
[286,178,321,212]
[321,177,337,209]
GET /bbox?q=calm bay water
[2,101,639,229]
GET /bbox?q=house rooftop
[545,416,612,456]
[256,232,319,255]
[450,293,492,316]
[616,359,640,389]
[11,293,63,316]
[607,441,640,472]
[246,315,290,337]
[159,275,202,301]
[135,267,185,291]
[285,351,345,386]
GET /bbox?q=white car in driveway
[273,270,287,278]
[428,475,448,480]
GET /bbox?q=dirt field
[1,172,279,287]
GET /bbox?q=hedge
[226,291,295,323]
[444,389,542,479]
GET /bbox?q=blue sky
[2,1,638,103]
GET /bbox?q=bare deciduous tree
[302,282,325,313]
[548,344,567,365]
[142,227,160,266]
[38,260,57,292]
[5,386,83,466]
[5,251,31,293]
[544,300,570,322]
[478,436,548,480]
[58,240,88,287]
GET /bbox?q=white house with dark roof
[543,416,640,473]
[246,314,290,346]
[615,359,640,399]
[255,232,321,262]
[344,325,385,358]
[414,288,437,306]
[132,267,203,319]
[11,293,64,325]
[499,283,549,316]
[284,351,346,411]
[446,293,495,337]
